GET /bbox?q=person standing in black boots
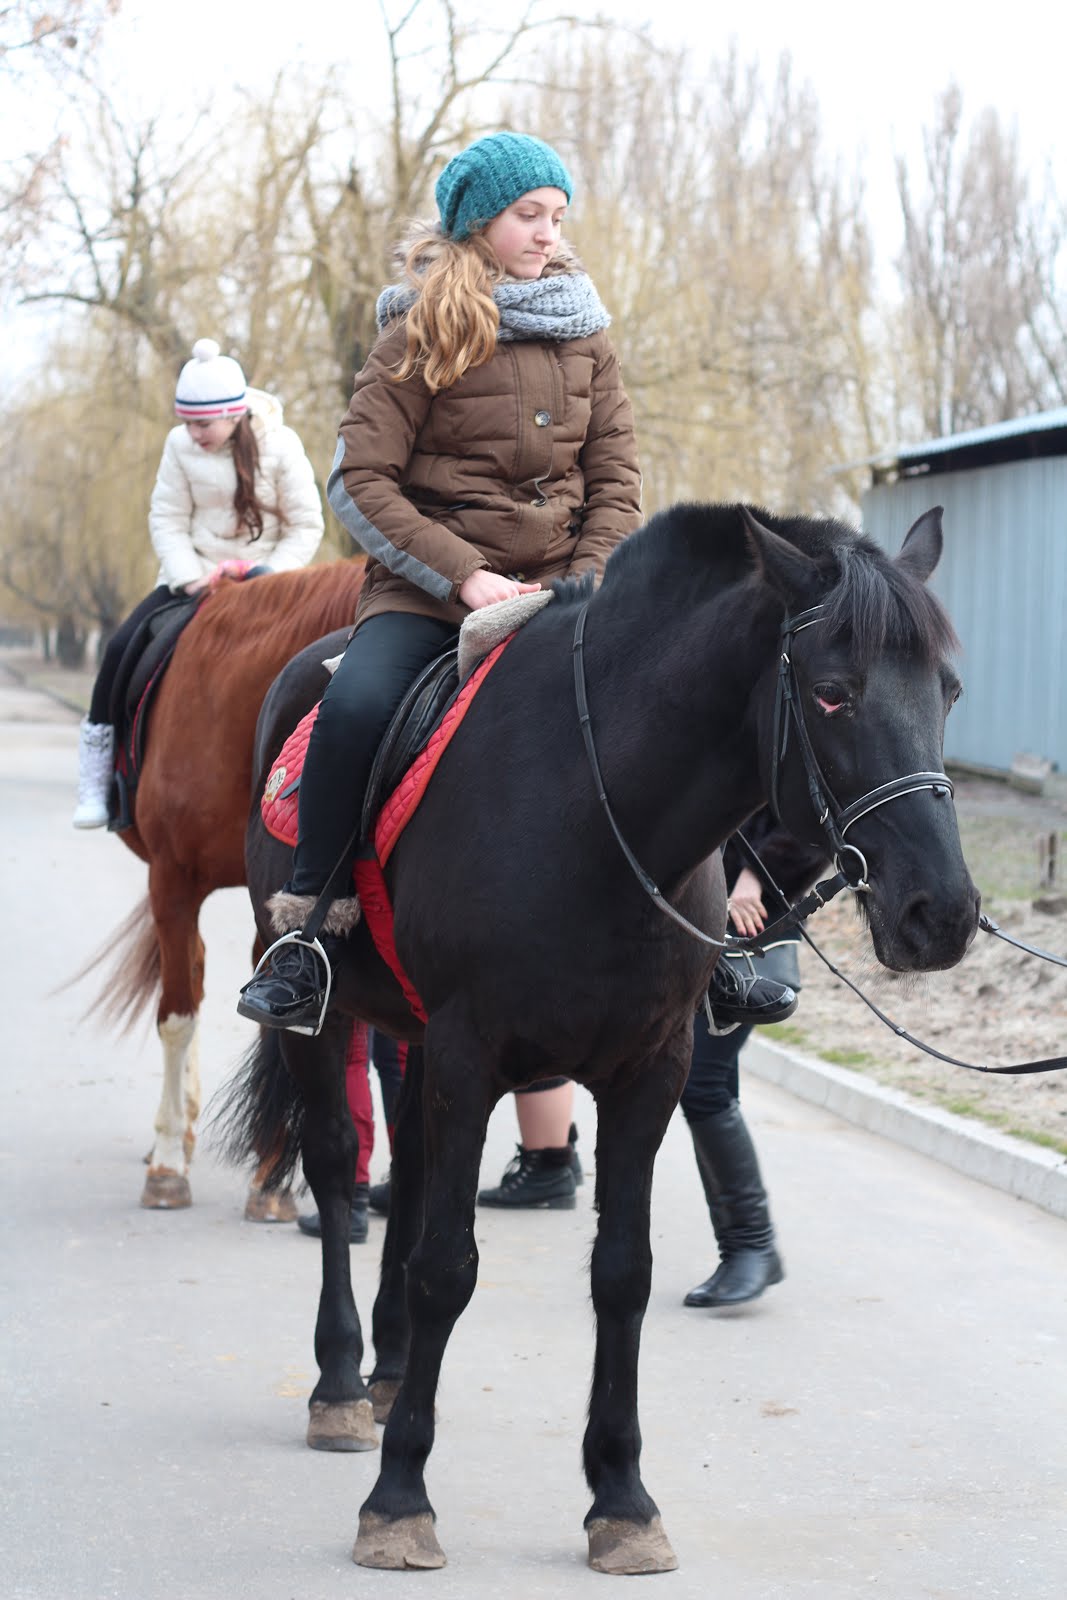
[682,810,825,1309]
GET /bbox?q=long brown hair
[230,413,267,539]
[393,231,503,393]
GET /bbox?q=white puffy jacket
[149,388,324,590]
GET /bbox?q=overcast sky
[5,0,1066,385]
[95,0,1066,199]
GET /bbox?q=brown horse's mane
[189,559,367,664]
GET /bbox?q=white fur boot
[72,719,115,829]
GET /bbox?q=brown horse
[80,561,364,1210]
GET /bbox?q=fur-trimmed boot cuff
[267,891,362,937]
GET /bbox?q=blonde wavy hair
[392,230,504,393]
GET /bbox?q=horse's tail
[209,1029,304,1191]
[62,895,162,1034]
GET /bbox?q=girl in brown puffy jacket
[239,131,643,1034]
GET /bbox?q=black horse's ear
[896,506,943,582]
[738,504,820,608]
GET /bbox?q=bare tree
[506,38,877,513]
[894,83,1067,439]
[0,0,118,62]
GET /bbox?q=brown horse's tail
[208,1029,304,1190]
[62,895,162,1034]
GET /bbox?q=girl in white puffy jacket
[72,338,325,828]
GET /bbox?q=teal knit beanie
[435,132,574,241]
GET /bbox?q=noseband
[768,604,954,891]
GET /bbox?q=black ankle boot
[237,930,344,1035]
[683,1102,784,1308]
[368,1177,391,1215]
[478,1145,577,1209]
[706,958,798,1030]
[297,1183,370,1243]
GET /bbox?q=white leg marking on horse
[149,1012,198,1174]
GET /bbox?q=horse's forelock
[821,540,958,670]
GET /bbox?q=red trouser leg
[345,1022,373,1185]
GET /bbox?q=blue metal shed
[859,410,1067,775]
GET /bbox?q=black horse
[221,501,979,1573]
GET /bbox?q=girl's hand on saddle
[458,570,542,610]
[727,868,767,938]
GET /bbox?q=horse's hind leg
[285,1019,377,1453]
[582,1059,686,1574]
[141,872,206,1209]
[354,1014,491,1571]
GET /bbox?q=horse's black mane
[553,501,957,670]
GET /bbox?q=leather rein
[572,600,1067,1077]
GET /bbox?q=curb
[743,1035,1067,1221]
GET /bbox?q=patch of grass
[819,1047,877,1068]
[761,1023,807,1047]
[1011,1127,1067,1157]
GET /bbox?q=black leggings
[289,610,459,898]
[88,585,175,724]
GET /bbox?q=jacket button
[534,410,551,427]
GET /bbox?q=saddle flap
[109,597,198,733]
[361,646,461,840]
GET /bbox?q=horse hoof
[243,1185,298,1223]
[586,1515,679,1574]
[368,1379,402,1425]
[353,1511,445,1570]
[306,1399,378,1452]
[140,1170,192,1209]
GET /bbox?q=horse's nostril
[899,890,933,939]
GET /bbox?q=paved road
[2,679,1066,1600]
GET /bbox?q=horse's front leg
[583,1043,689,1574]
[283,1019,377,1453]
[353,1012,492,1571]
[142,872,204,1209]
[367,1045,425,1424]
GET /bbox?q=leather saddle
[108,595,199,829]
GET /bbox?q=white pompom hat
[174,337,248,420]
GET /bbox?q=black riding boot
[236,893,361,1035]
[683,1101,784,1307]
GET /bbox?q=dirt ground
[775,773,1067,1155]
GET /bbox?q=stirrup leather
[240,930,334,1038]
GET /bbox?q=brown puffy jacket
[326,278,642,629]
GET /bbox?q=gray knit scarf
[376,271,610,342]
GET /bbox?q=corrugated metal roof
[896,406,1067,462]
[831,405,1067,476]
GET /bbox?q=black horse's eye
[813,682,849,715]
